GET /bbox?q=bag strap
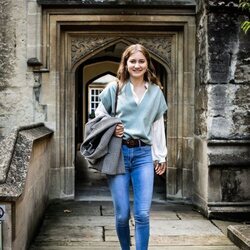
[113,82,119,117]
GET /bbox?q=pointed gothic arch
[73,38,170,148]
[71,37,173,75]
[73,39,170,197]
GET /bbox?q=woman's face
[126,51,148,81]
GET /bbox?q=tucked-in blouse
[96,81,168,163]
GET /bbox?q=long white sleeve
[151,116,167,163]
[95,102,109,116]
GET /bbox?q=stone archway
[73,41,169,198]
[68,33,191,200]
[40,10,195,200]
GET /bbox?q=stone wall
[195,0,250,216]
[14,135,52,249]
[0,0,46,139]
[0,125,53,250]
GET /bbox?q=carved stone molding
[38,0,196,7]
[208,0,238,7]
[127,36,172,63]
[71,36,116,65]
[71,35,173,66]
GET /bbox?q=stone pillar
[194,0,250,218]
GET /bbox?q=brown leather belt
[122,138,148,148]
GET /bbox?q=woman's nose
[134,62,140,68]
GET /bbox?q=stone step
[227,225,250,250]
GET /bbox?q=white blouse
[95,82,167,163]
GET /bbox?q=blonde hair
[117,44,162,89]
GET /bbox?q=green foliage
[239,0,250,33]
[241,21,250,33]
[239,0,250,10]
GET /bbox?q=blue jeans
[107,145,154,250]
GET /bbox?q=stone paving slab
[151,220,223,236]
[104,222,233,246]
[31,241,121,247]
[212,220,243,235]
[45,206,101,217]
[31,246,239,250]
[228,225,250,250]
[42,215,115,227]
[37,225,103,241]
[150,210,179,220]
[149,235,233,246]
[102,203,200,220]
[176,210,206,220]
[29,200,239,250]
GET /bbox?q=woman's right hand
[114,123,124,137]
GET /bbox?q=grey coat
[80,114,125,175]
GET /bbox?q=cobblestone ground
[30,200,239,250]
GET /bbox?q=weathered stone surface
[0,124,53,200]
[209,167,250,202]
[212,219,242,236]
[30,246,239,250]
[232,84,250,137]
[208,12,239,83]
[228,225,250,250]
[37,0,196,6]
[208,1,238,8]
[0,0,47,139]
[194,0,250,218]
[30,200,238,249]
[207,83,250,139]
[0,123,47,183]
[37,225,104,243]
[196,1,250,139]
[0,125,54,250]
[235,30,250,84]
[195,0,209,136]
[0,0,15,92]
[27,57,43,67]
[208,141,250,166]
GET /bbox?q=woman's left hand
[154,161,167,175]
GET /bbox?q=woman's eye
[128,60,145,64]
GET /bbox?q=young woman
[95,44,168,250]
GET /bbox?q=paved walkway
[30,200,239,250]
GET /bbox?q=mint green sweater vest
[99,81,167,145]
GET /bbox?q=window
[88,86,104,118]
[87,74,117,119]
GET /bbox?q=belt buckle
[127,139,136,147]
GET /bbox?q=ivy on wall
[240,0,250,33]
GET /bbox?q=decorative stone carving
[208,0,238,7]
[127,36,172,63]
[71,36,172,66]
[37,0,196,6]
[71,37,116,65]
